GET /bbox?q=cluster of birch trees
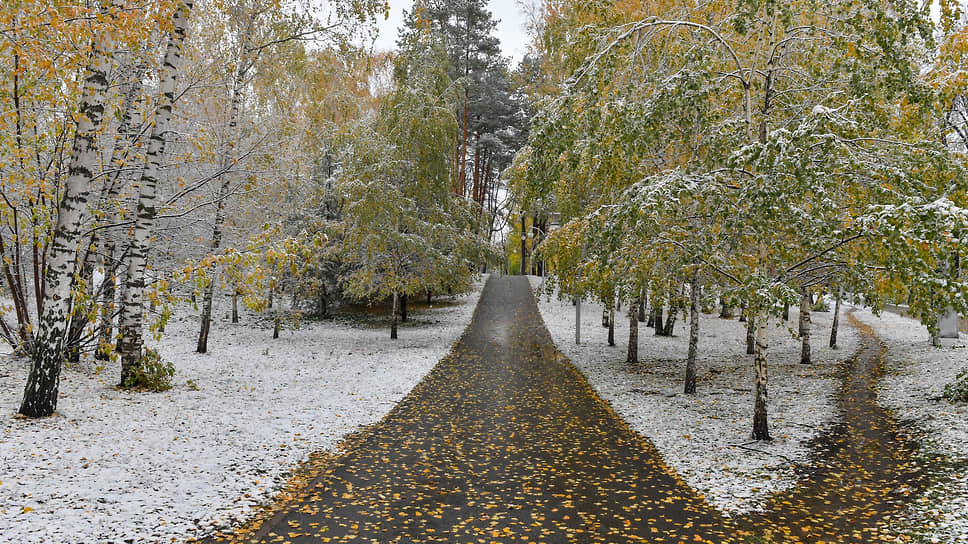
[2,0,528,418]
[513,0,968,440]
[0,0,395,418]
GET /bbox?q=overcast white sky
[373,0,531,64]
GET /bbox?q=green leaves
[333,35,486,314]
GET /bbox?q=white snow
[851,306,968,542]
[3,274,964,543]
[0,280,484,544]
[529,276,859,514]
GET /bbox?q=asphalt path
[212,277,930,544]
[236,275,729,543]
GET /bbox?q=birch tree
[193,0,387,353]
[117,0,194,385]
[518,0,961,441]
[18,0,126,417]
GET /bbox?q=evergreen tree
[400,0,526,248]
[338,32,485,338]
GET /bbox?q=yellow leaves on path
[211,280,930,544]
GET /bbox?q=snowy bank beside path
[528,276,859,514]
[851,307,968,542]
[0,279,484,544]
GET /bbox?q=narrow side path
[736,311,926,542]
[224,276,729,543]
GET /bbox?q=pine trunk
[685,272,700,394]
[627,302,638,363]
[471,139,481,205]
[457,85,469,196]
[830,288,841,349]
[799,286,812,364]
[390,291,399,340]
[20,0,121,417]
[752,311,771,441]
[119,0,193,380]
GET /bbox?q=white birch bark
[20,0,123,417]
[197,34,248,353]
[799,286,812,364]
[626,300,637,363]
[118,0,194,383]
[830,287,841,349]
[96,58,146,360]
[685,272,700,394]
[752,310,771,441]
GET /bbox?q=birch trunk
[653,307,663,334]
[752,311,771,441]
[830,288,841,349]
[195,264,218,353]
[197,34,246,353]
[685,272,700,394]
[231,287,239,323]
[390,291,399,339]
[20,1,121,417]
[663,305,677,336]
[519,214,527,275]
[626,301,638,363]
[607,306,615,346]
[799,286,812,364]
[118,0,193,384]
[746,312,756,355]
[96,59,145,360]
[575,297,581,345]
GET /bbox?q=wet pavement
[211,278,930,543]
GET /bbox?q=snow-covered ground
[0,281,484,544]
[851,307,968,542]
[529,276,859,514]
